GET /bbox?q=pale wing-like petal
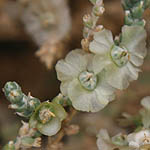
[56,49,89,81]
[97,129,110,140]
[68,79,106,112]
[89,40,110,55]
[65,49,88,71]
[52,102,67,121]
[126,62,140,81]
[37,118,61,136]
[56,60,79,81]
[60,81,70,96]
[130,54,144,67]
[106,64,130,90]
[97,137,112,150]
[120,25,147,58]
[94,29,114,47]
[96,78,115,102]
[89,29,114,55]
[92,55,112,74]
[141,96,150,110]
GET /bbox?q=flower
[97,129,128,150]
[29,101,67,136]
[55,49,115,112]
[20,0,71,46]
[89,25,147,90]
[127,129,150,150]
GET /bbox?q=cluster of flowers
[97,97,150,150]
[2,0,149,149]
[56,0,147,113]
[3,82,67,150]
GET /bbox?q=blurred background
[0,0,150,149]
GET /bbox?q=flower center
[111,45,129,67]
[39,108,55,124]
[140,144,150,150]
[79,71,97,91]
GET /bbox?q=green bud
[15,94,41,118]
[3,82,41,118]
[83,14,93,29]
[3,82,23,104]
[92,6,105,16]
[131,2,144,19]
[122,0,147,26]
[4,82,21,94]
[52,94,72,106]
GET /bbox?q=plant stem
[47,108,77,149]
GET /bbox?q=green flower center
[79,71,97,91]
[111,45,129,67]
[39,108,55,124]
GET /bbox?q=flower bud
[3,82,23,104]
[3,82,41,118]
[83,14,93,29]
[81,38,90,51]
[95,25,104,32]
[93,6,105,16]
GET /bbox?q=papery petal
[37,117,61,136]
[94,29,114,48]
[60,81,70,96]
[89,29,114,55]
[120,25,147,59]
[106,64,130,90]
[96,78,115,102]
[97,129,110,140]
[52,102,67,121]
[68,79,108,112]
[56,49,89,81]
[92,55,112,74]
[89,40,110,55]
[126,63,140,81]
[130,54,144,67]
[65,49,88,71]
[127,130,150,148]
[97,136,112,150]
[141,96,150,110]
[56,60,79,81]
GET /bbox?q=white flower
[97,129,128,150]
[89,25,147,90]
[127,129,150,150]
[55,49,115,112]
